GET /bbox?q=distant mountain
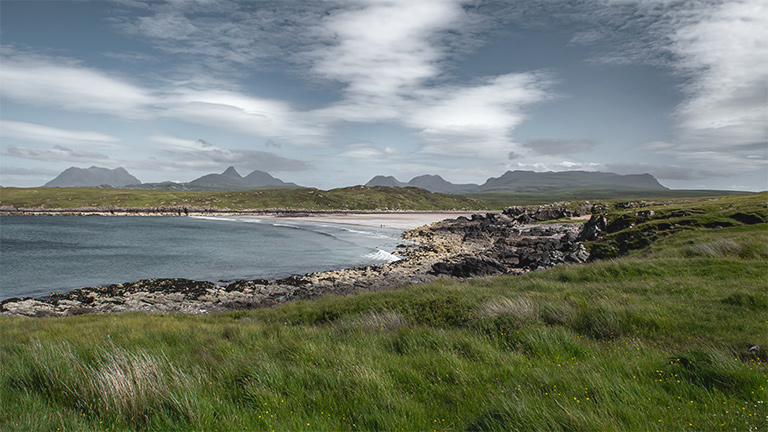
[365,175,410,188]
[44,166,141,188]
[190,166,249,186]
[243,169,294,187]
[476,171,668,192]
[365,171,667,194]
[408,175,478,193]
[365,174,475,192]
[189,166,298,189]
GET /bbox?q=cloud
[0,166,59,177]
[113,0,554,158]
[666,0,767,152]
[564,0,767,175]
[337,145,390,159]
[523,138,597,155]
[3,145,111,163]
[148,135,310,172]
[0,48,329,146]
[113,0,326,74]
[161,88,328,145]
[506,160,602,173]
[0,47,155,119]
[0,120,120,147]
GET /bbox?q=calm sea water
[0,216,404,300]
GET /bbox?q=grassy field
[0,194,766,431]
[465,189,753,208]
[2,185,754,211]
[0,186,486,211]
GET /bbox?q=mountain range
[188,166,298,188]
[366,171,669,193]
[42,166,669,193]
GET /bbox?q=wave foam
[364,249,401,263]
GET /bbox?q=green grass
[0,186,487,211]
[1,194,767,431]
[465,189,754,208]
[584,193,768,259]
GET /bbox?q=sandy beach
[257,211,479,230]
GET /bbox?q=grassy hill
[0,194,766,431]
[0,186,486,211]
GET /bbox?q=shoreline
[252,211,478,230]
[1,206,595,317]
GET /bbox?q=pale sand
[258,211,478,230]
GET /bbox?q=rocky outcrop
[1,206,596,317]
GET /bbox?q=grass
[1,194,766,431]
[465,189,753,208]
[0,186,486,211]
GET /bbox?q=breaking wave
[364,249,401,263]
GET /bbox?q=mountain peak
[221,166,242,178]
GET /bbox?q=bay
[0,216,404,300]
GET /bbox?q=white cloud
[412,73,552,156]
[506,160,602,172]
[0,48,329,146]
[666,0,768,152]
[309,0,464,98]
[148,134,310,172]
[0,120,120,147]
[568,0,767,175]
[338,146,387,159]
[3,145,111,163]
[305,1,552,157]
[113,1,553,158]
[161,88,328,145]
[337,143,401,159]
[0,47,155,119]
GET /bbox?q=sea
[0,216,405,300]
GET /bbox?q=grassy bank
[1,195,766,431]
[0,186,486,211]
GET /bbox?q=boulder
[431,256,507,278]
[578,215,607,241]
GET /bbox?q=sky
[0,0,766,191]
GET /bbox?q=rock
[578,215,607,241]
[431,256,507,278]
[566,244,590,263]
[2,299,56,317]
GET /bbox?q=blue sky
[1,0,766,191]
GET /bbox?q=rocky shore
[1,206,599,317]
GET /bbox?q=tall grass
[13,341,201,427]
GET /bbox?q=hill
[365,175,410,188]
[43,166,141,188]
